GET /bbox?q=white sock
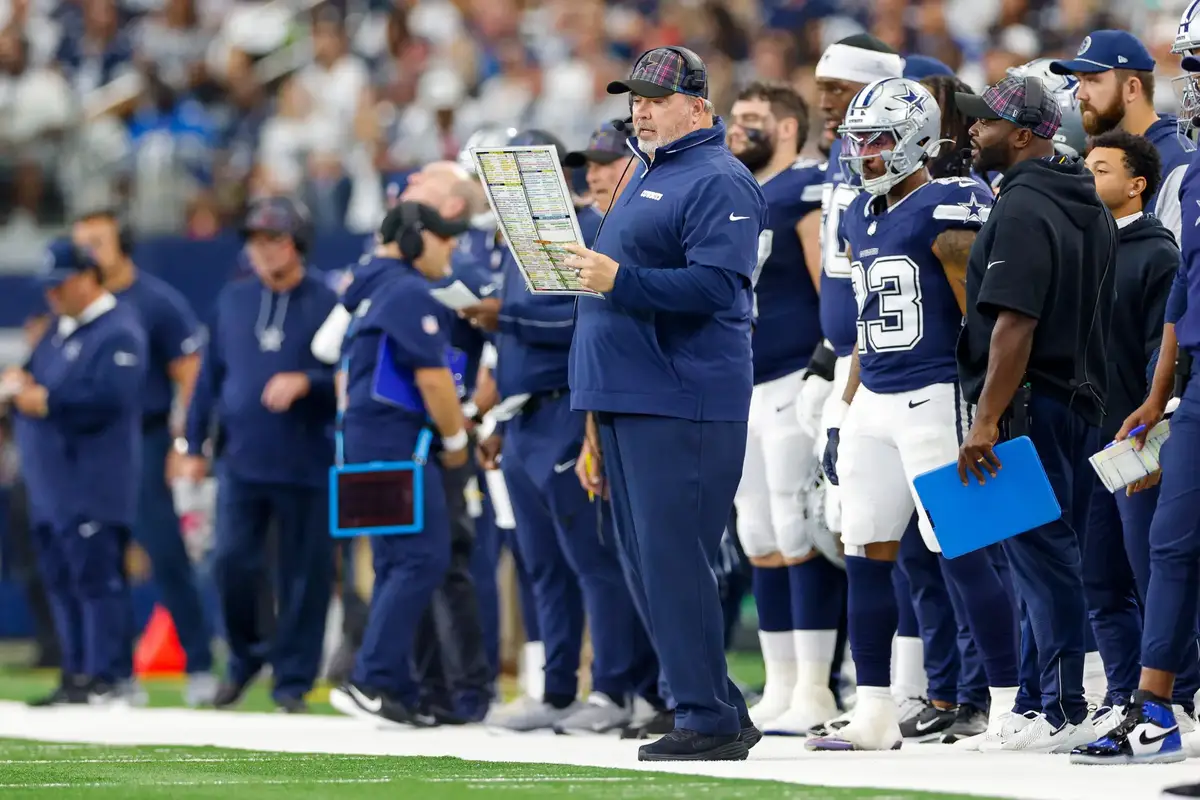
[521,641,545,700]
[758,631,797,704]
[892,636,926,702]
[793,629,837,687]
[1083,650,1107,703]
[988,686,1018,725]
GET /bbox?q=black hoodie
[956,156,1117,427]
[1100,214,1179,441]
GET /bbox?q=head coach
[954,75,1116,747]
[560,47,767,761]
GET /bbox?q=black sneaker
[943,703,987,743]
[86,679,122,706]
[900,700,958,741]
[739,716,762,749]
[275,695,309,714]
[1164,783,1200,797]
[637,729,749,762]
[213,676,258,710]
[621,708,675,739]
[27,677,88,707]
[329,682,437,727]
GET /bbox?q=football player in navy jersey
[800,35,903,554]
[806,78,1018,752]
[726,81,845,737]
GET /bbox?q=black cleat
[330,682,437,727]
[1165,784,1200,797]
[638,729,749,761]
[942,703,988,743]
[27,677,88,708]
[901,700,958,741]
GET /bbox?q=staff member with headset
[565,46,766,761]
[327,201,471,726]
[13,238,147,704]
[955,75,1116,751]
[182,197,338,714]
[71,209,215,705]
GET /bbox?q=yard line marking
[0,778,395,790]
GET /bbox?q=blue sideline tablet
[329,429,433,538]
[912,436,1061,559]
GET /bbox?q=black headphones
[397,202,425,261]
[1015,75,1045,129]
[631,45,707,97]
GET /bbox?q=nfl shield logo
[422,315,440,335]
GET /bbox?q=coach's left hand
[958,418,1001,486]
[564,244,619,293]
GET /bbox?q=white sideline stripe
[0,701,1196,800]
[0,779,394,789]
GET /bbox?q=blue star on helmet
[895,85,928,116]
[959,193,986,224]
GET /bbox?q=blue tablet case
[912,436,1061,559]
[329,428,433,538]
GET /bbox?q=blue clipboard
[912,436,1061,559]
[329,429,433,538]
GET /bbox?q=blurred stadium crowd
[0,0,1191,250]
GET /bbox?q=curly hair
[920,75,977,179]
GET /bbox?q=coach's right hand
[477,433,503,470]
[577,436,607,499]
[822,429,841,486]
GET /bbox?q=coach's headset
[1011,74,1111,418]
[382,201,427,261]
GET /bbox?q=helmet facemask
[839,119,938,197]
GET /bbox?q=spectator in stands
[0,25,73,235]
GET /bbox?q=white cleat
[748,653,797,729]
[962,709,1036,751]
[1091,705,1125,740]
[805,693,902,751]
[997,712,1097,753]
[763,686,839,736]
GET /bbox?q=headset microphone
[612,117,633,133]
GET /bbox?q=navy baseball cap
[955,75,1063,140]
[40,238,99,288]
[564,122,629,168]
[903,55,954,80]
[607,47,708,100]
[1049,30,1155,75]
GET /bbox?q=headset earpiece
[1015,74,1044,129]
[399,203,424,261]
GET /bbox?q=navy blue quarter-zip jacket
[568,119,768,421]
[495,206,601,399]
[186,272,338,488]
[27,297,148,528]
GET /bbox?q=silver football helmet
[1007,59,1085,156]
[839,77,942,197]
[457,124,517,176]
[1174,1,1200,145]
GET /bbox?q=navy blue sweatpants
[598,413,748,736]
[504,394,656,702]
[352,459,451,708]
[1001,394,1097,727]
[468,490,502,681]
[36,521,130,684]
[1142,379,1200,683]
[213,471,333,703]
[135,424,213,674]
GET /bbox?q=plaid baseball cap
[955,75,1062,140]
[1049,30,1155,75]
[563,122,630,168]
[607,47,708,99]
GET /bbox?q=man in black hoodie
[1079,131,1199,730]
[953,75,1117,751]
